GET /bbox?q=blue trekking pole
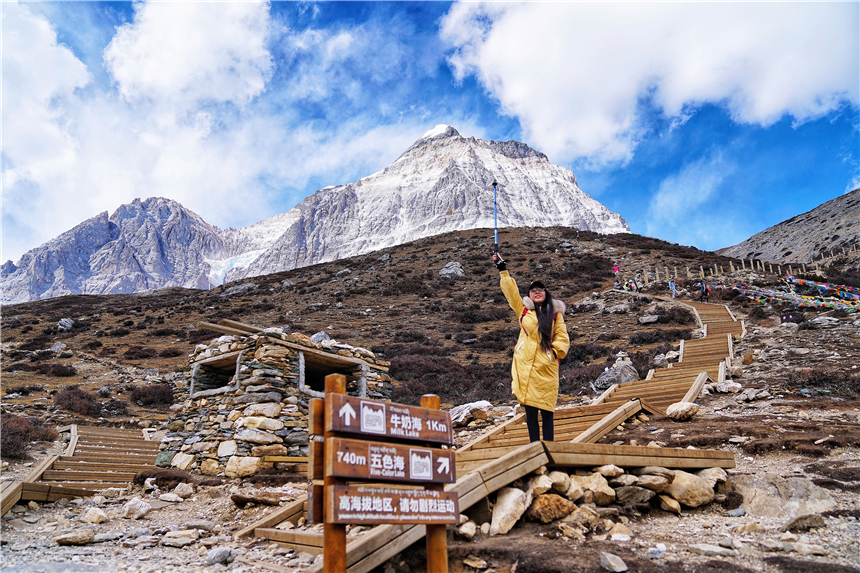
[493,181,498,255]
[492,181,504,265]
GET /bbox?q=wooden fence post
[324,375,347,573]
[421,394,448,573]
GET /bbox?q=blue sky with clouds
[3,1,858,264]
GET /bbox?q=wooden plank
[545,441,734,460]
[21,482,94,499]
[235,495,308,538]
[637,398,665,416]
[444,471,488,511]
[456,412,525,453]
[571,400,641,444]
[1,482,23,516]
[218,319,264,333]
[51,461,155,472]
[346,524,427,573]
[547,450,735,470]
[235,556,295,573]
[260,457,308,463]
[196,321,251,337]
[269,337,383,371]
[23,455,59,483]
[591,384,618,405]
[41,470,137,482]
[254,529,324,553]
[681,372,709,404]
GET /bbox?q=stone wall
[159,330,391,478]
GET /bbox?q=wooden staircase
[225,299,747,573]
[1,425,159,515]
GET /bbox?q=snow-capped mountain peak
[1,128,629,303]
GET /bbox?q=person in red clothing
[493,252,570,442]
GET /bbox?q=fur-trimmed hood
[522,296,567,315]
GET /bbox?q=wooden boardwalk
[238,298,743,572]
[1,425,158,515]
[454,299,744,474]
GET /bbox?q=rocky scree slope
[2,228,860,573]
[718,188,859,264]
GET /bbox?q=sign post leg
[324,374,347,573]
[421,394,449,573]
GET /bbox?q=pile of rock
[159,329,391,477]
[460,464,728,541]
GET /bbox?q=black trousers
[524,404,554,442]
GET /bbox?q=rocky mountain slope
[0,126,628,304]
[718,188,860,264]
[2,227,859,573]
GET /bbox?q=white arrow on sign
[339,402,357,425]
[436,456,450,475]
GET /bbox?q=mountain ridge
[1,126,628,304]
[717,188,859,264]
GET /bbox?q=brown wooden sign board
[325,437,456,484]
[325,485,459,525]
[325,394,454,445]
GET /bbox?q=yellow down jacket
[500,271,570,412]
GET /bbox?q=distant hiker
[669,279,677,299]
[614,280,621,290]
[700,282,710,302]
[613,264,620,277]
[494,252,570,443]
[634,272,642,293]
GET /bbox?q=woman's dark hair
[535,290,556,353]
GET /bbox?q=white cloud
[1,3,91,260]
[103,2,273,110]
[645,151,736,247]
[441,2,859,165]
[1,3,434,264]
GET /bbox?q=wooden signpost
[314,374,457,573]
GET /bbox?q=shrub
[390,356,511,405]
[36,363,77,377]
[109,327,130,337]
[656,307,696,325]
[151,328,179,337]
[159,347,185,358]
[565,343,612,364]
[84,340,103,350]
[0,416,58,459]
[559,363,606,396]
[55,386,100,416]
[5,384,43,396]
[455,308,510,324]
[629,329,692,345]
[393,330,428,343]
[123,346,157,360]
[129,384,174,405]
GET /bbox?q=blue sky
[2,1,858,264]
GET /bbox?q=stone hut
[159,325,391,478]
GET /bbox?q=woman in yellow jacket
[494,253,570,442]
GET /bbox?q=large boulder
[666,402,699,422]
[525,493,575,523]
[570,473,616,506]
[225,456,262,478]
[439,262,465,279]
[592,364,639,391]
[490,487,528,536]
[732,475,836,519]
[662,470,714,508]
[448,401,493,425]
